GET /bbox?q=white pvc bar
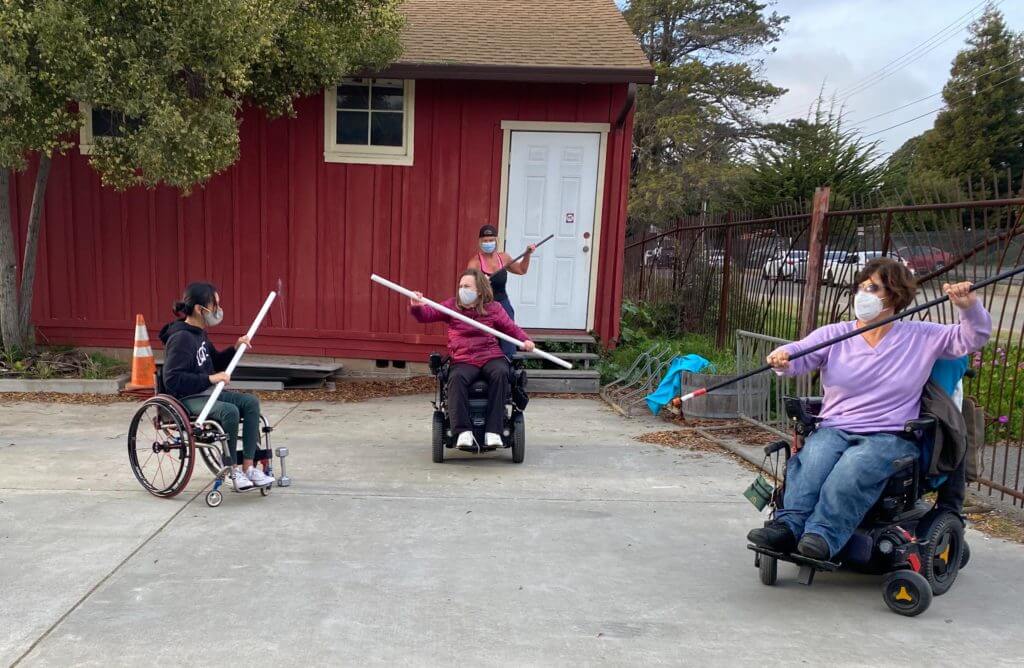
[371,274,573,370]
[195,292,277,424]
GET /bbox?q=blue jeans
[776,428,918,557]
[497,297,517,359]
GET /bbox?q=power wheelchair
[127,370,289,507]
[428,352,529,463]
[749,395,970,617]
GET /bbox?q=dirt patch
[0,348,127,380]
[0,392,137,405]
[711,425,782,447]
[966,506,1024,544]
[636,429,720,452]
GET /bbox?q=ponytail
[173,282,217,320]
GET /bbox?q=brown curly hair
[460,268,494,315]
[854,258,917,312]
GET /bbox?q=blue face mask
[480,241,497,254]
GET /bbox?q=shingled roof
[382,0,654,84]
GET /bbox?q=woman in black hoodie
[159,282,274,490]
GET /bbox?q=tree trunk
[18,153,51,344]
[0,168,25,350]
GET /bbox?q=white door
[504,131,601,329]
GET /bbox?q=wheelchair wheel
[959,542,970,570]
[197,441,223,476]
[128,396,195,498]
[758,554,778,586]
[432,411,445,463]
[919,511,964,596]
[511,413,525,464]
[882,570,932,616]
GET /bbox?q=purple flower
[997,415,1009,424]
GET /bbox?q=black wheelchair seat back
[782,396,934,526]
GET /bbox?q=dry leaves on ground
[636,429,721,452]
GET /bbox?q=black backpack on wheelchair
[750,395,969,617]
[428,353,528,463]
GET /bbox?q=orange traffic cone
[125,314,156,395]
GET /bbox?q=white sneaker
[247,466,276,487]
[485,432,503,447]
[456,431,475,448]
[232,467,254,490]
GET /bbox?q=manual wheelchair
[127,371,289,508]
[749,395,970,617]
[428,353,528,463]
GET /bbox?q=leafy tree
[917,3,1024,181]
[740,99,884,212]
[623,0,787,231]
[0,0,402,351]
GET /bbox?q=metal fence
[624,176,1024,505]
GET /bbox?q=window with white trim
[79,103,141,155]
[324,78,414,166]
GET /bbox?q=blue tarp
[645,354,712,415]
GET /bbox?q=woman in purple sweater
[409,269,536,449]
[748,258,991,560]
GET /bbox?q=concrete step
[527,333,597,345]
[526,369,600,394]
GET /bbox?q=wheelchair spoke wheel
[128,397,195,498]
[197,442,224,476]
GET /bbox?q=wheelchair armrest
[428,352,447,376]
[903,417,936,434]
[783,396,824,432]
[764,440,790,458]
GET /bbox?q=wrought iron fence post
[881,210,893,256]
[800,187,831,338]
[716,214,734,347]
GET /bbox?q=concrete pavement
[2,395,1023,666]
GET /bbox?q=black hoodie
[158,320,236,399]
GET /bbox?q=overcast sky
[761,0,1024,158]
[620,1,1023,159]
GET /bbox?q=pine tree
[919,3,1024,180]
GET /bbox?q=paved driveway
[1,396,1023,666]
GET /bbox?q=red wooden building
[7,0,653,363]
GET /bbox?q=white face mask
[458,288,478,306]
[202,306,224,327]
[854,291,885,322]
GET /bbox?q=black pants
[936,457,967,514]
[448,358,509,434]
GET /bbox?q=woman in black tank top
[467,224,536,358]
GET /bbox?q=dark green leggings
[184,391,261,461]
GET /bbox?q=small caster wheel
[759,554,778,586]
[260,485,271,497]
[882,570,932,617]
[205,490,223,508]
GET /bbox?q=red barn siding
[8,80,633,359]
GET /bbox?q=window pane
[337,84,369,110]
[337,111,369,145]
[371,84,404,111]
[92,108,119,137]
[371,112,403,147]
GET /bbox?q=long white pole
[370,274,573,370]
[195,291,277,424]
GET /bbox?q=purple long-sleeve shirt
[777,300,991,433]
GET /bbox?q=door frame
[497,121,610,332]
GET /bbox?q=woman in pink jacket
[410,269,536,449]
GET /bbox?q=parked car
[824,250,912,286]
[763,250,808,280]
[896,245,955,273]
[705,249,725,270]
[643,244,677,268]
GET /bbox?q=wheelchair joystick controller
[275,447,292,487]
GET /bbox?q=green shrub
[967,340,1023,442]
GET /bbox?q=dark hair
[854,258,917,311]
[173,282,218,319]
[460,268,494,315]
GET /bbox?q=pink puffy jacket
[411,298,528,366]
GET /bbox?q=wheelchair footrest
[747,544,842,584]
